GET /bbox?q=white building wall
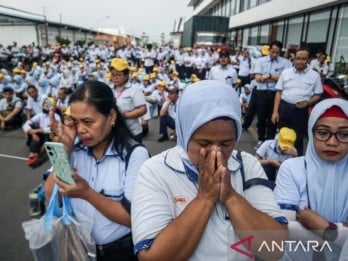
[228,0,337,28]
[0,26,37,46]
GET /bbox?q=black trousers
[278,100,309,156]
[96,234,138,261]
[256,90,277,141]
[242,88,257,130]
[159,114,175,135]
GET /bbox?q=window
[334,4,348,73]
[307,10,330,42]
[287,16,303,47]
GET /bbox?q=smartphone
[44,142,75,185]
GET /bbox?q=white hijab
[305,98,348,222]
[176,80,242,152]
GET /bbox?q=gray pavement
[0,117,257,261]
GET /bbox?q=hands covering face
[197,145,235,204]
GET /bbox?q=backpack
[236,150,275,191]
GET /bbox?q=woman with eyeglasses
[274,98,348,260]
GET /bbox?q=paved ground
[0,117,257,261]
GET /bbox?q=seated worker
[132,80,288,261]
[157,86,179,142]
[240,83,253,116]
[255,127,298,181]
[274,98,348,260]
[0,87,23,130]
[22,98,61,166]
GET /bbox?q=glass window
[307,10,330,42]
[260,24,270,44]
[273,20,284,42]
[242,28,249,47]
[287,16,303,47]
[250,0,257,8]
[249,26,258,45]
[334,5,348,73]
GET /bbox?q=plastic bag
[22,184,96,261]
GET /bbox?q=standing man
[272,48,323,155]
[253,40,291,149]
[208,50,238,88]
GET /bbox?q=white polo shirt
[256,139,294,163]
[275,67,323,104]
[208,64,238,87]
[114,82,146,136]
[132,147,286,260]
[70,141,149,245]
[26,94,46,116]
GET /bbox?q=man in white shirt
[157,86,179,142]
[208,50,238,87]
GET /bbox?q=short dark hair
[2,87,14,93]
[269,40,283,50]
[295,48,311,56]
[27,85,38,92]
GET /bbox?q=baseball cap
[109,58,129,71]
[143,75,150,81]
[278,127,296,151]
[261,45,270,56]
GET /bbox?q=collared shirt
[275,66,323,104]
[0,96,23,113]
[70,140,149,245]
[132,147,286,260]
[26,94,46,115]
[256,139,294,163]
[208,64,238,86]
[22,112,60,133]
[254,56,292,91]
[114,82,146,136]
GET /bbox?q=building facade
[188,0,348,71]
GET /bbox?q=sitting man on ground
[0,87,23,130]
[157,86,179,142]
[255,127,298,181]
[22,98,61,166]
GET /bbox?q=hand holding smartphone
[44,142,75,185]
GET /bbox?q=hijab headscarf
[305,98,348,222]
[176,80,242,152]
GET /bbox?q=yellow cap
[64,106,71,116]
[143,75,150,81]
[186,47,192,52]
[44,97,56,108]
[278,127,296,151]
[106,72,112,80]
[150,72,157,78]
[32,62,38,67]
[261,45,270,56]
[13,67,21,74]
[158,80,167,87]
[152,67,159,72]
[129,66,137,72]
[0,72,3,79]
[109,58,129,71]
[172,71,179,76]
[326,56,331,63]
[131,72,138,78]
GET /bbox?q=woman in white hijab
[131,80,288,261]
[274,98,348,260]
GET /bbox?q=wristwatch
[322,222,338,241]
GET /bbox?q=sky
[0,0,193,42]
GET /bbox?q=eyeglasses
[313,128,348,143]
